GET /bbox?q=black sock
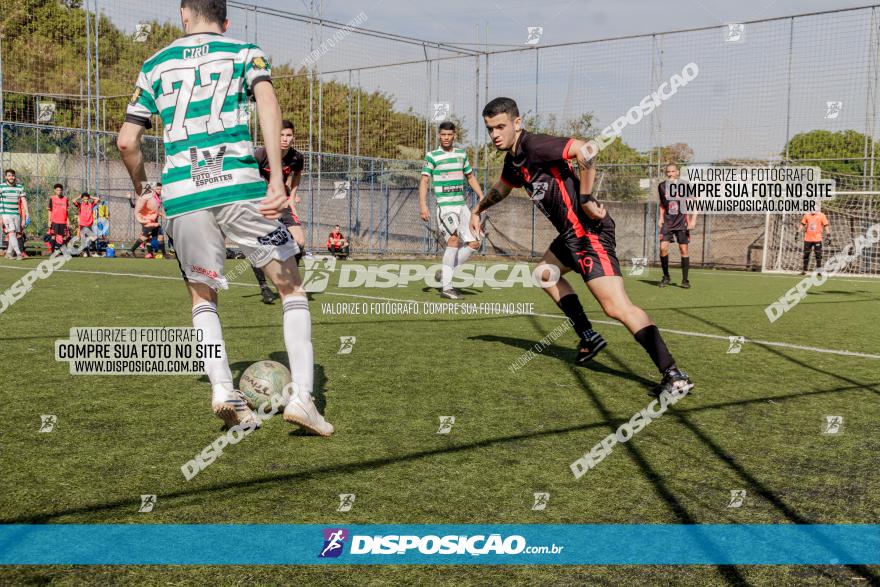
[252,265,268,287]
[129,240,141,252]
[160,241,166,255]
[681,257,690,282]
[146,244,154,255]
[660,254,669,277]
[633,325,675,374]
[815,247,822,269]
[295,251,303,266]
[803,246,810,271]
[557,293,594,339]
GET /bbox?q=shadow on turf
[667,307,880,585]
[469,333,657,389]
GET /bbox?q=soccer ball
[239,360,292,411]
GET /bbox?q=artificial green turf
[1,257,878,585]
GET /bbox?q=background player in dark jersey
[658,163,697,288]
[252,119,305,303]
[472,97,693,397]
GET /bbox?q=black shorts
[280,208,302,228]
[142,225,161,239]
[51,223,68,237]
[804,241,823,253]
[661,227,690,244]
[549,217,622,282]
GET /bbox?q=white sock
[191,302,234,395]
[282,295,314,402]
[441,246,458,290]
[456,245,475,266]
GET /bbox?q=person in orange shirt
[46,183,70,253]
[73,192,97,257]
[800,207,829,274]
[127,183,166,258]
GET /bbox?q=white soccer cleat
[283,392,334,437]
[212,386,259,430]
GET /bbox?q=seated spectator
[327,225,350,259]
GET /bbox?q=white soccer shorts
[2,215,21,234]
[164,200,299,290]
[435,204,477,243]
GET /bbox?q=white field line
[2,264,878,360]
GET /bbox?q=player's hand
[470,211,483,238]
[687,220,696,230]
[259,179,288,219]
[584,200,606,220]
[420,206,430,222]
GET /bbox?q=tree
[659,143,694,165]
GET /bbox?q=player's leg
[252,264,277,304]
[166,211,256,429]
[454,204,480,266]
[814,242,823,272]
[659,235,671,286]
[281,207,305,266]
[4,218,21,258]
[587,275,692,396]
[678,235,691,288]
[541,236,607,363]
[801,241,812,274]
[224,202,332,436]
[437,206,462,298]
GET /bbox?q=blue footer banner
[1,524,878,565]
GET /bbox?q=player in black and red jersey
[252,119,306,303]
[658,163,697,288]
[472,97,693,397]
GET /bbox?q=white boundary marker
[2,264,878,360]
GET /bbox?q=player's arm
[289,169,302,206]
[567,139,605,220]
[469,180,511,237]
[118,122,149,196]
[687,210,697,230]
[20,195,29,224]
[253,83,285,219]
[466,172,485,202]
[419,155,433,221]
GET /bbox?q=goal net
[762,192,880,277]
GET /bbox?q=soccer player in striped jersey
[474,97,693,398]
[1,169,29,260]
[419,121,485,299]
[117,0,333,436]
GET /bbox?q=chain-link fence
[1,1,877,266]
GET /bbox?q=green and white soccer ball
[239,360,292,411]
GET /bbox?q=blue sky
[102,0,878,161]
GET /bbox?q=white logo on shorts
[530,182,548,201]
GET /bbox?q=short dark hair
[665,163,679,170]
[155,182,163,187]
[53,183,63,189]
[281,120,295,133]
[81,192,90,197]
[482,97,519,119]
[181,0,226,26]
[4,169,15,175]
[438,121,456,132]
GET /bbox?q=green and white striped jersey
[421,147,473,207]
[0,182,25,216]
[125,33,272,218]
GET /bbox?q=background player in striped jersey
[117,0,332,436]
[419,121,485,299]
[658,163,697,288]
[251,119,306,304]
[1,169,29,260]
[473,97,693,397]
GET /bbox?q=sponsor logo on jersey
[251,55,269,70]
[130,87,142,105]
[190,146,234,188]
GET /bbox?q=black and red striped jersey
[500,130,602,237]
